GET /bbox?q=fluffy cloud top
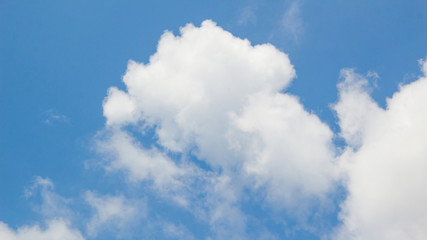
[333,60,427,239]
[103,20,297,165]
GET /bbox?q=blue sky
[1,1,427,239]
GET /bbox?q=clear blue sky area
[1,1,427,239]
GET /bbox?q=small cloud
[24,176,73,220]
[24,176,54,198]
[367,71,380,88]
[367,71,380,79]
[43,109,69,125]
[282,1,304,42]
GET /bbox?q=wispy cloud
[85,191,145,238]
[237,5,257,25]
[282,1,304,42]
[43,109,69,125]
[24,176,73,219]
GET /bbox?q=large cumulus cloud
[99,19,339,238]
[101,20,338,207]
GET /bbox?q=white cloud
[0,220,84,240]
[333,59,427,239]
[99,19,339,238]
[85,191,144,237]
[103,87,139,126]
[101,19,337,204]
[104,20,297,166]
